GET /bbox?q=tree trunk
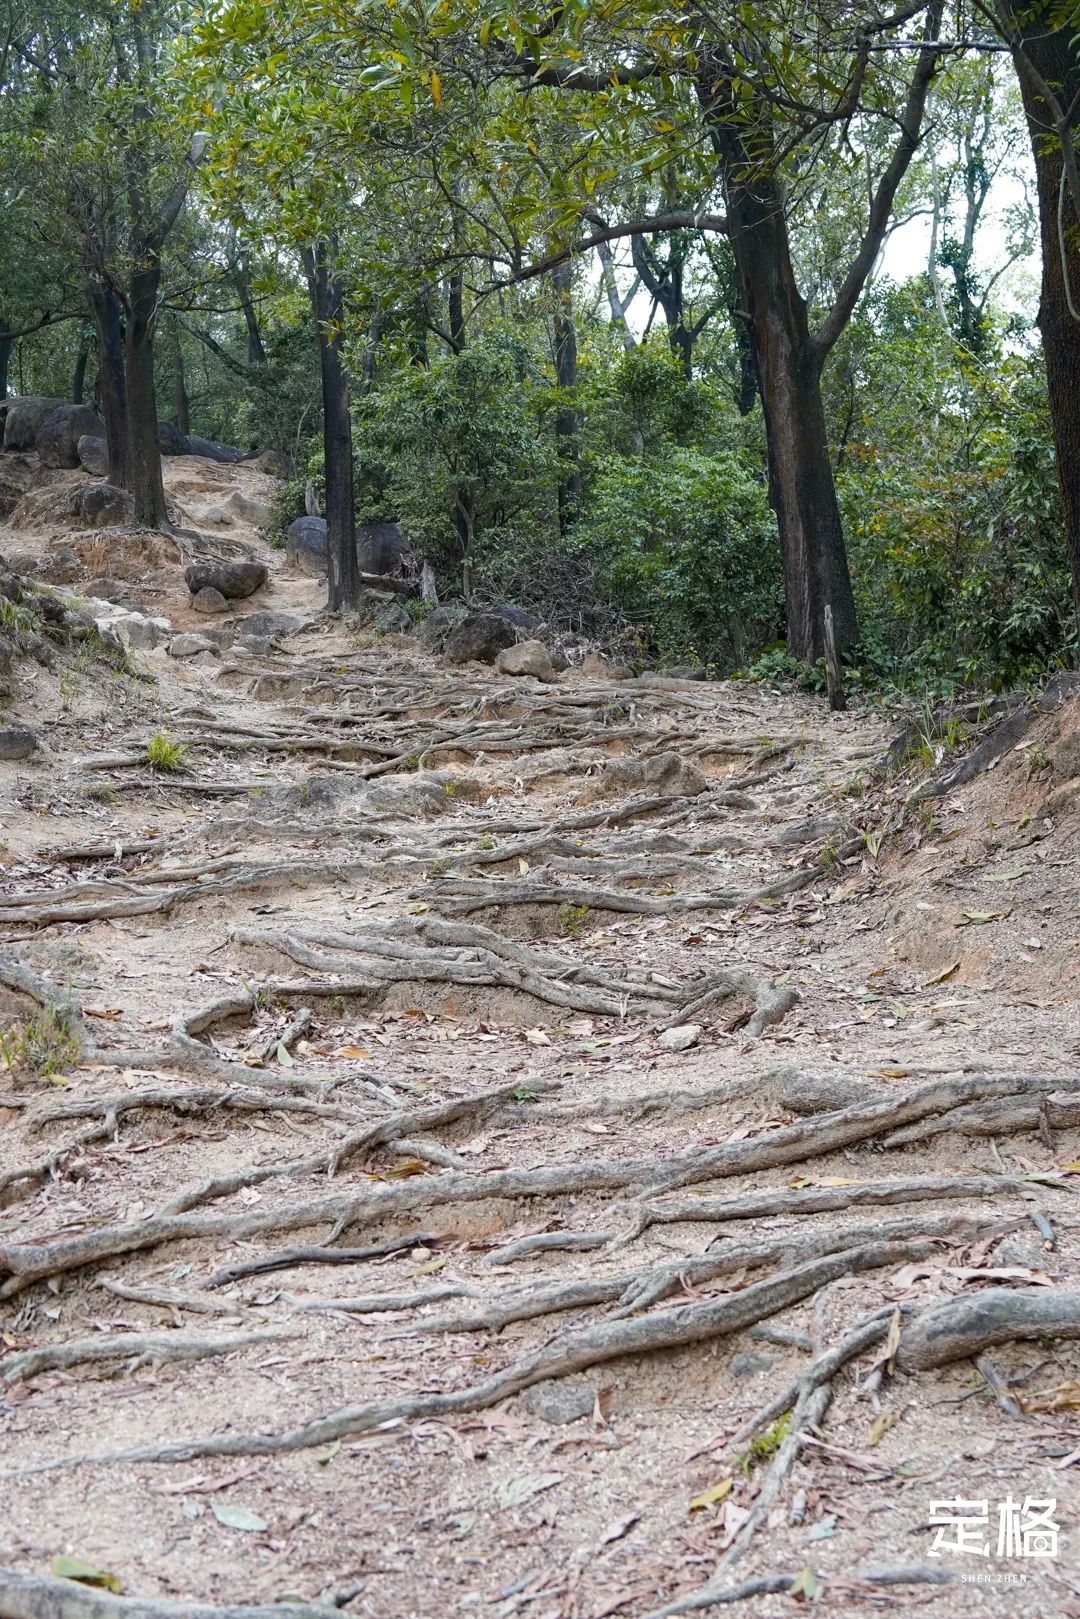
[700,76,858,662]
[88,283,128,487]
[552,258,583,531]
[595,239,638,353]
[0,333,10,401]
[71,332,90,405]
[169,318,190,434]
[305,242,360,613]
[235,272,268,368]
[1003,3,1080,623]
[448,271,466,353]
[124,262,169,527]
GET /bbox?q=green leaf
[50,1557,123,1594]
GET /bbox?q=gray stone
[490,603,542,632]
[191,586,229,615]
[286,515,327,571]
[374,601,412,634]
[168,632,218,658]
[185,434,248,464]
[158,422,190,456]
[730,1352,775,1379]
[255,449,290,477]
[496,639,554,679]
[77,435,110,477]
[230,610,306,639]
[767,1065,873,1117]
[444,611,517,666]
[2,396,65,451]
[994,1236,1049,1271]
[0,724,38,761]
[418,602,468,648]
[76,484,132,528]
[185,560,267,601]
[657,1023,702,1053]
[112,615,170,652]
[519,1380,595,1426]
[37,404,105,469]
[358,520,408,576]
[225,490,272,528]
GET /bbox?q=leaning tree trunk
[124,261,169,528]
[88,283,128,487]
[552,258,583,532]
[305,242,360,613]
[700,79,858,663]
[1004,3,1080,624]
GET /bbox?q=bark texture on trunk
[169,317,190,434]
[71,333,90,406]
[125,262,169,528]
[552,258,583,531]
[1005,1,1080,621]
[236,272,268,369]
[305,242,360,613]
[702,78,858,662]
[89,283,128,487]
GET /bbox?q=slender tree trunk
[71,332,90,405]
[1003,3,1080,623]
[448,271,466,353]
[124,262,169,527]
[595,240,638,353]
[552,258,583,531]
[699,75,858,663]
[0,333,10,401]
[235,272,268,368]
[169,317,190,434]
[304,241,360,613]
[88,283,128,487]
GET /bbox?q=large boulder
[286,515,327,572]
[444,611,517,666]
[358,520,407,576]
[418,602,468,648]
[185,559,267,600]
[186,434,248,464]
[76,484,133,528]
[37,404,105,469]
[490,603,542,633]
[77,435,110,476]
[3,396,65,451]
[225,490,271,528]
[158,422,190,456]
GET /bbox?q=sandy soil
[0,451,1078,1619]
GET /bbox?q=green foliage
[573,445,781,672]
[0,1004,80,1082]
[556,901,589,939]
[145,731,188,773]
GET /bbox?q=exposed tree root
[0,1327,291,1384]
[0,1237,947,1472]
[206,1234,443,1289]
[898,1288,1080,1371]
[0,1570,342,1619]
[642,1564,954,1618]
[0,1072,1066,1296]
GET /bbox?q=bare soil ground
[1,453,1079,1619]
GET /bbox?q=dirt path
[1,489,1079,1618]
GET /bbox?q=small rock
[185,560,267,601]
[657,1023,702,1052]
[230,610,306,639]
[112,615,170,653]
[0,724,37,761]
[191,586,229,615]
[768,1066,872,1116]
[519,1380,595,1426]
[418,602,468,648]
[994,1236,1049,1270]
[581,652,632,681]
[730,1351,775,1379]
[374,601,412,635]
[497,639,555,679]
[444,612,517,666]
[168,632,218,658]
[225,490,272,528]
